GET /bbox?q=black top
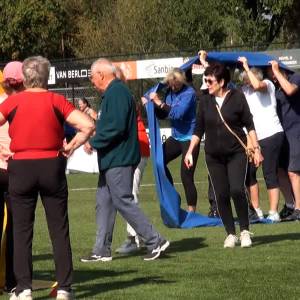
[194,89,255,156]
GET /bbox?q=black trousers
[8,156,73,294]
[0,168,16,290]
[206,152,249,235]
[163,137,200,206]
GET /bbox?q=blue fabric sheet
[145,51,281,228]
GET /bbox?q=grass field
[1,152,300,299]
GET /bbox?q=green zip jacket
[90,79,140,171]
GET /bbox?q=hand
[141,96,148,106]
[184,153,193,169]
[83,141,93,155]
[149,92,161,106]
[253,149,264,168]
[60,143,75,158]
[268,60,280,73]
[198,50,208,67]
[238,56,249,71]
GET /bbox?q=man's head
[90,59,116,92]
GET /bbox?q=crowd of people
[0,51,299,299]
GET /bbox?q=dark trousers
[163,137,200,206]
[0,168,16,290]
[8,157,73,294]
[206,152,249,235]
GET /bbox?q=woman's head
[22,56,50,89]
[1,61,24,94]
[240,67,263,86]
[163,68,187,92]
[78,98,90,111]
[204,63,230,96]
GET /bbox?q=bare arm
[238,56,267,92]
[247,129,263,167]
[184,135,201,169]
[62,110,95,157]
[269,60,298,96]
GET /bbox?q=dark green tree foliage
[0,0,73,60]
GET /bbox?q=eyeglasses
[204,78,217,85]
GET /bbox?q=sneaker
[284,209,300,221]
[254,207,264,220]
[56,290,73,300]
[223,234,238,248]
[266,211,280,223]
[80,254,112,262]
[248,208,259,222]
[143,239,170,261]
[115,239,139,254]
[279,205,294,219]
[9,289,32,300]
[240,230,253,248]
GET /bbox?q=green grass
[1,151,300,299]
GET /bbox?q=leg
[8,160,38,294]
[288,171,300,210]
[39,157,73,292]
[93,174,117,257]
[205,154,234,235]
[163,137,182,185]
[106,167,162,251]
[227,152,249,232]
[278,168,295,208]
[180,141,200,212]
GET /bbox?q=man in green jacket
[81,58,169,262]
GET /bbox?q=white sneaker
[266,211,280,223]
[223,234,238,248]
[115,239,139,254]
[9,289,32,300]
[254,207,264,220]
[56,290,73,300]
[240,230,253,248]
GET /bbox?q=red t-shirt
[0,91,75,159]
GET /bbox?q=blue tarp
[145,51,278,228]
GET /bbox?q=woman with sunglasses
[147,68,199,212]
[185,62,263,248]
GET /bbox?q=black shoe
[279,205,294,219]
[284,209,300,221]
[248,208,260,222]
[208,208,219,218]
[143,239,170,261]
[80,253,112,262]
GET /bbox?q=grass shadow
[254,232,300,246]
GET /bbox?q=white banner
[136,57,184,79]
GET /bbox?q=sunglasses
[204,78,217,85]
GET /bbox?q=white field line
[69,178,264,191]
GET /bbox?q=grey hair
[22,56,50,89]
[240,67,264,82]
[163,68,187,86]
[91,58,116,74]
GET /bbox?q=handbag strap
[215,104,248,151]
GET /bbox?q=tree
[0,0,74,60]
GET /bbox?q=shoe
[284,209,300,221]
[56,290,74,300]
[80,254,112,262]
[266,211,280,223]
[9,289,32,300]
[223,234,238,248]
[254,207,264,220]
[248,208,259,222]
[115,239,139,254]
[240,230,253,248]
[279,205,294,219]
[208,208,219,218]
[143,239,170,261]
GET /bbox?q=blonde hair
[163,68,187,86]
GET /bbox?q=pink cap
[2,61,23,83]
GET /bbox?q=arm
[149,92,170,119]
[247,129,263,167]
[198,50,209,68]
[62,110,95,157]
[238,56,267,92]
[89,109,98,121]
[0,112,7,126]
[269,60,299,96]
[184,135,200,169]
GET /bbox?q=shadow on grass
[33,253,53,262]
[254,232,300,245]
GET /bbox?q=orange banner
[113,61,137,81]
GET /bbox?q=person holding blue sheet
[147,68,199,212]
[268,60,300,221]
[185,62,263,248]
